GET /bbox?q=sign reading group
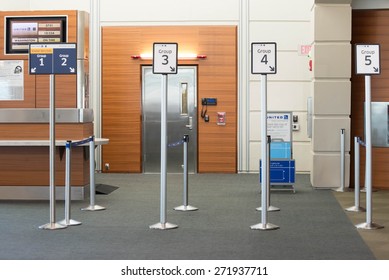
[251,42,277,75]
[29,43,77,75]
[355,44,380,75]
[152,43,178,75]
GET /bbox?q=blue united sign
[29,43,77,75]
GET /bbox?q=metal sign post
[250,42,279,231]
[29,43,77,230]
[38,75,66,230]
[354,44,383,230]
[150,43,178,230]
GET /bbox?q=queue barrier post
[256,135,280,212]
[174,135,198,212]
[346,137,366,212]
[59,141,82,226]
[81,135,106,211]
[334,129,350,192]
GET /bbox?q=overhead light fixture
[131,53,207,60]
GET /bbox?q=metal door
[142,66,197,173]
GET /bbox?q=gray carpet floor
[0,174,375,260]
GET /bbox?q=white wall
[100,0,239,24]
[29,0,89,12]
[248,0,313,173]
[3,0,314,174]
[0,0,30,10]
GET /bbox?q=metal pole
[39,75,66,230]
[346,137,365,212]
[59,141,82,226]
[150,74,178,229]
[356,75,383,230]
[334,129,348,192]
[256,135,280,212]
[174,135,198,211]
[251,74,279,231]
[266,135,280,212]
[81,136,105,211]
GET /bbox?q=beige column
[310,0,352,188]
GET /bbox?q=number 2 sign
[251,42,277,75]
[355,44,380,75]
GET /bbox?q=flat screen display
[5,16,67,54]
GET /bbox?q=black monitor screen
[5,16,67,54]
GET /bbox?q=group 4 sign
[29,43,77,75]
[251,42,277,75]
[355,44,380,75]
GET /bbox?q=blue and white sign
[153,43,178,75]
[251,42,277,75]
[355,44,380,75]
[29,43,77,75]
[260,159,295,184]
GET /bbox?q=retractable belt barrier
[257,135,280,212]
[174,135,198,212]
[345,136,365,213]
[80,136,106,212]
[59,136,106,227]
[334,129,349,192]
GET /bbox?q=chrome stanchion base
[39,222,67,230]
[58,219,82,226]
[256,206,280,212]
[250,223,280,231]
[149,222,178,230]
[81,205,106,211]
[174,205,199,211]
[333,187,352,192]
[345,205,366,212]
[356,222,384,230]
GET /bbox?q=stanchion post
[256,135,280,212]
[356,75,383,230]
[59,141,82,226]
[250,74,279,231]
[334,128,349,192]
[346,137,365,212]
[150,74,178,230]
[81,135,106,211]
[174,135,198,211]
[39,75,66,230]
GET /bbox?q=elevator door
[142,66,197,173]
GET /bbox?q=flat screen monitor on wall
[5,16,67,54]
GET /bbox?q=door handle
[186,116,193,130]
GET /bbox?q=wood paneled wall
[102,26,237,173]
[0,10,90,187]
[352,10,389,190]
[0,10,78,109]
